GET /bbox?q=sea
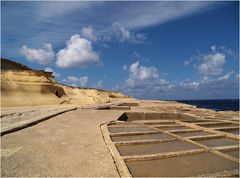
[176,99,239,111]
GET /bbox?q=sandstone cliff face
[1,70,129,107]
[1,70,67,107]
[1,59,129,107]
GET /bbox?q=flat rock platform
[1,109,122,177]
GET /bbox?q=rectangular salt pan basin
[196,137,238,147]
[117,140,199,156]
[222,150,239,159]
[111,133,174,142]
[175,131,211,137]
[184,120,218,123]
[109,123,143,127]
[219,129,239,135]
[199,123,237,128]
[144,121,176,125]
[108,127,154,133]
[158,126,191,131]
[126,152,239,177]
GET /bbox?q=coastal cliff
[1,58,129,107]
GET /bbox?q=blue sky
[1,1,239,100]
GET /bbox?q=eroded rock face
[0,59,131,107]
[0,70,129,107]
[1,70,131,107]
[0,58,131,107]
[1,70,68,107]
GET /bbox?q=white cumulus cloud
[81,26,98,42]
[186,45,232,76]
[20,43,55,65]
[217,73,230,80]
[56,34,100,68]
[180,81,200,90]
[112,22,147,43]
[63,76,88,87]
[217,71,234,81]
[120,59,237,99]
[123,61,168,95]
[129,61,159,80]
[198,52,226,76]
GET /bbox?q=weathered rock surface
[1,58,129,107]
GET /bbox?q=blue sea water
[176,99,239,111]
